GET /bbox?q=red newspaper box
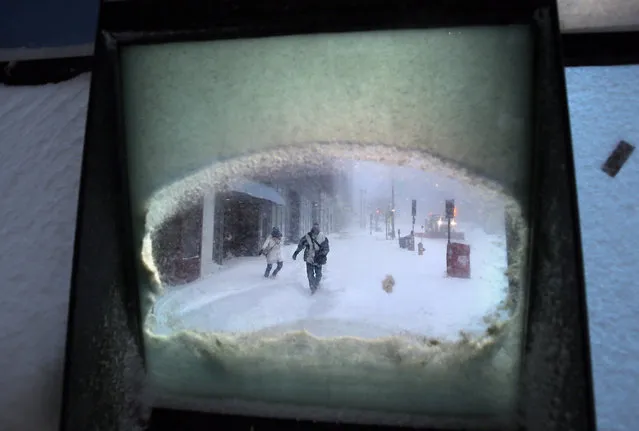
[446,242,470,278]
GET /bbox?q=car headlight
[451,220,457,226]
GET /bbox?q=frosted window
[121,26,534,428]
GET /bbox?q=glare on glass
[120,25,533,427]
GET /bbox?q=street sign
[445,199,455,219]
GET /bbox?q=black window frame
[562,30,639,67]
[60,1,598,430]
[4,30,639,87]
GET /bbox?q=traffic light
[445,199,455,219]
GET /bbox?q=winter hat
[271,227,282,238]
[311,222,320,234]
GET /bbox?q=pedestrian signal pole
[370,213,373,235]
[411,199,417,236]
[391,180,396,239]
[445,199,455,245]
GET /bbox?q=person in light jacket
[292,222,330,293]
[259,227,284,278]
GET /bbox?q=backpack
[311,236,328,265]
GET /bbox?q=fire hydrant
[418,242,425,255]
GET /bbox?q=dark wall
[152,202,203,286]
[222,192,263,258]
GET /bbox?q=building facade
[152,173,352,285]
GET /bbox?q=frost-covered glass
[120,26,533,428]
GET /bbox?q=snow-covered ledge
[0,74,90,431]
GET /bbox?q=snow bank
[150,229,509,340]
[138,143,529,425]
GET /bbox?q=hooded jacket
[294,231,329,265]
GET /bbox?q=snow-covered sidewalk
[150,227,508,341]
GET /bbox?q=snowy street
[150,225,508,341]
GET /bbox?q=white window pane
[559,0,639,32]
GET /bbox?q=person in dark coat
[292,222,329,293]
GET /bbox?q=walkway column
[200,191,216,277]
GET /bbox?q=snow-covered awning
[228,179,286,205]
